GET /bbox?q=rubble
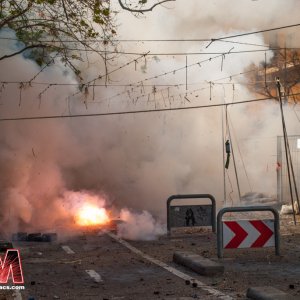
[280,202,300,215]
[241,192,280,208]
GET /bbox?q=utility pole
[276,77,299,224]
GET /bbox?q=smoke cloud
[1,1,300,238]
[117,209,166,240]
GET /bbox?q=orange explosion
[75,204,110,226]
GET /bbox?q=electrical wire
[1,22,300,43]
[3,45,300,56]
[0,55,250,88]
[228,111,253,192]
[210,23,300,42]
[1,94,299,122]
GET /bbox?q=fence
[277,135,300,204]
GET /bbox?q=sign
[0,249,24,284]
[223,220,275,249]
[169,205,212,228]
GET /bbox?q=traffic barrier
[217,206,280,258]
[167,194,216,235]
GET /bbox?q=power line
[1,80,283,87]
[0,66,260,109]
[211,23,300,42]
[215,39,270,48]
[2,45,300,56]
[3,44,299,89]
[0,37,209,43]
[0,71,260,117]
[1,22,300,43]
[76,48,300,56]
[65,52,149,100]
[0,52,227,102]
[1,94,298,122]
[1,49,298,108]
[0,66,267,118]
[0,81,192,87]
[85,53,226,103]
[93,66,259,105]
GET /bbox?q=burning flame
[75,204,110,226]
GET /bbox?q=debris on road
[280,203,300,215]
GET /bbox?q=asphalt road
[1,230,229,300]
[1,214,300,300]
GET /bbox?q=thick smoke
[117,209,166,240]
[1,1,300,238]
[117,0,300,47]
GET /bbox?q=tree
[117,0,175,13]
[0,0,175,80]
[248,49,300,103]
[0,0,116,79]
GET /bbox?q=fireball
[75,204,110,226]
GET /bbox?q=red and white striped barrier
[223,220,275,249]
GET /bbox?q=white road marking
[107,232,233,300]
[62,245,75,254]
[85,269,103,283]
[13,290,22,300]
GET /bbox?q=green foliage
[102,8,110,16]
[16,29,44,43]
[0,0,171,79]
[0,0,116,79]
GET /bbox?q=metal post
[226,107,241,201]
[276,78,297,224]
[277,136,282,203]
[221,103,226,205]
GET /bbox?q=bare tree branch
[0,44,48,61]
[0,0,172,81]
[0,1,33,28]
[118,0,175,13]
[61,0,69,22]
